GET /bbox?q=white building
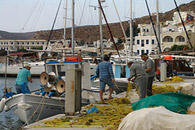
[172,11,195,25]
[134,35,158,55]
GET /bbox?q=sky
[0,0,193,32]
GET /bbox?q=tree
[169,45,189,51]
[0,49,7,56]
[116,38,123,45]
[125,24,140,37]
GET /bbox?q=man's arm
[108,63,115,82]
[145,59,153,72]
[128,66,135,81]
[28,76,32,83]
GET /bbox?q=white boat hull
[4,94,65,124]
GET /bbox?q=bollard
[65,65,82,115]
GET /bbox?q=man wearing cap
[141,53,155,96]
[127,61,148,99]
[96,55,115,102]
[15,63,32,94]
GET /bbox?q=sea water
[0,64,41,130]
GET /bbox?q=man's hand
[127,77,131,81]
[112,78,115,83]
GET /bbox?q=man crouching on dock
[96,55,115,102]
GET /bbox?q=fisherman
[141,53,155,96]
[15,63,32,94]
[96,55,115,102]
[127,61,148,99]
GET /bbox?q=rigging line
[144,0,162,53]
[78,0,87,26]
[112,0,127,39]
[98,0,120,57]
[173,0,193,49]
[30,0,44,31]
[45,0,63,50]
[21,0,40,31]
[32,0,47,31]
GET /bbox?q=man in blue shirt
[15,63,32,94]
[96,55,115,102]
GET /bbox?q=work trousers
[147,76,155,96]
[137,77,148,99]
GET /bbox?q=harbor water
[0,64,41,130]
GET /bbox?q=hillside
[1,1,195,42]
[0,30,34,40]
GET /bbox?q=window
[141,50,144,54]
[17,42,19,45]
[146,29,149,32]
[22,42,24,44]
[152,40,155,44]
[32,42,34,44]
[146,50,149,54]
[37,42,39,45]
[27,42,29,44]
[179,36,185,42]
[11,42,13,44]
[137,40,140,45]
[146,40,149,44]
[42,42,44,45]
[143,29,145,32]
[141,40,144,47]
[137,50,140,54]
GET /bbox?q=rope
[78,0,87,26]
[35,96,46,121]
[45,0,63,50]
[20,96,45,129]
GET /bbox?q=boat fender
[18,103,32,111]
[41,91,46,96]
[4,105,9,111]
[48,92,53,97]
[0,98,6,112]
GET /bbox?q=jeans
[15,82,30,94]
[100,78,114,91]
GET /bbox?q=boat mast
[129,0,133,56]
[71,0,75,55]
[99,0,104,60]
[64,0,68,43]
[156,0,161,53]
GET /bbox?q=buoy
[0,98,6,112]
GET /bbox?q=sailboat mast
[156,0,161,53]
[64,0,68,43]
[129,0,133,56]
[99,0,104,60]
[71,0,75,55]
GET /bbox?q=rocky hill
[0,30,34,40]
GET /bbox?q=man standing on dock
[141,53,155,96]
[15,63,32,94]
[127,61,148,99]
[96,55,115,102]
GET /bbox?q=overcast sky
[0,0,193,32]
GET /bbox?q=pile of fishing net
[180,83,195,96]
[152,84,182,95]
[36,104,133,130]
[163,76,184,83]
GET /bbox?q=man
[141,53,155,96]
[96,55,115,102]
[127,61,148,99]
[15,63,32,94]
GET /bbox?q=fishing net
[132,93,195,114]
